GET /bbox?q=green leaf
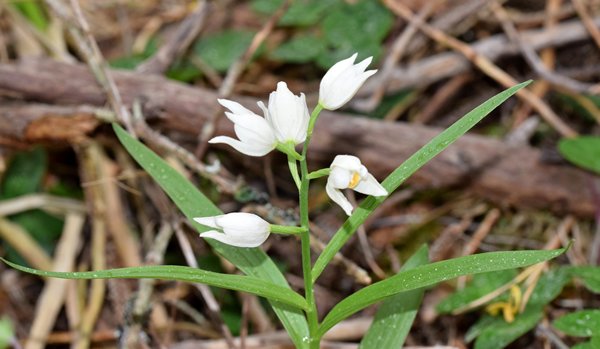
[573,336,600,349]
[474,309,543,349]
[558,136,600,175]
[166,59,202,82]
[568,266,600,293]
[527,267,570,306]
[359,245,429,349]
[109,39,158,70]
[0,148,63,264]
[1,147,46,199]
[554,310,600,337]
[112,124,309,348]
[317,0,392,68]
[193,30,255,72]
[0,317,13,349]
[252,0,339,26]
[313,81,533,281]
[436,269,517,314]
[271,35,325,63]
[2,258,308,311]
[317,246,565,337]
[12,1,48,31]
[471,267,570,349]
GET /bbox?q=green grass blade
[318,246,564,337]
[312,81,532,282]
[359,245,429,349]
[558,136,600,175]
[113,124,309,348]
[2,258,308,311]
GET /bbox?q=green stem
[307,168,331,180]
[276,142,302,161]
[270,224,307,235]
[287,155,301,190]
[307,104,324,138]
[299,104,324,348]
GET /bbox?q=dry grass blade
[25,212,85,349]
[382,0,578,138]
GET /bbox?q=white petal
[318,53,377,110]
[200,230,267,248]
[323,69,377,110]
[224,113,275,146]
[329,166,352,189]
[209,136,274,157]
[215,212,270,232]
[355,56,374,72]
[218,99,255,116]
[257,101,269,117]
[295,93,310,143]
[331,155,362,172]
[353,173,388,197]
[193,216,218,229]
[319,53,358,97]
[326,181,354,216]
[267,82,310,144]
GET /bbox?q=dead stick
[382,0,577,138]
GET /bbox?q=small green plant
[3,55,566,348]
[558,136,600,175]
[436,265,600,348]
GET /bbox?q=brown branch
[361,16,600,95]
[136,1,209,74]
[0,59,594,217]
[572,0,600,49]
[382,0,577,138]
[492,2,600,94]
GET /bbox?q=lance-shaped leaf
[2,258,308,310]
[113,125,309,348]
[359,245,428,349]
[318,247,565,337]
[312,80,532,281]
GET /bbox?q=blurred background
[0,0,599,348]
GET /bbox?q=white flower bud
[319,53,377,110]
[194,212,270,248]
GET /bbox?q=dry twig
[382,0,578,137]
[136,0,208,74]
[492,2,600,94]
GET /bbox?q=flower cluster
[209,82,309,157]
[195,54,388,247]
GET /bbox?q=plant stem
[307,168,331,180]
[270,224,306,235]
[298,104,325,348]
[287,155,301,190]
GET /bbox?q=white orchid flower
[209,99,277,157]
[319,53,377,110]
[326,155,388,216]
[194,212,270,248]
[260,81,310,144]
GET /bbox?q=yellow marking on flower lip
[348,172,361,189]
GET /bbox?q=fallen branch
[361,16,600,94]
[0,59,594,216]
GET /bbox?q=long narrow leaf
[312,81,532,281]
[359,245,429,349]
[318,246,565,337]
[2,258,308,310]
[113,125,309,348]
